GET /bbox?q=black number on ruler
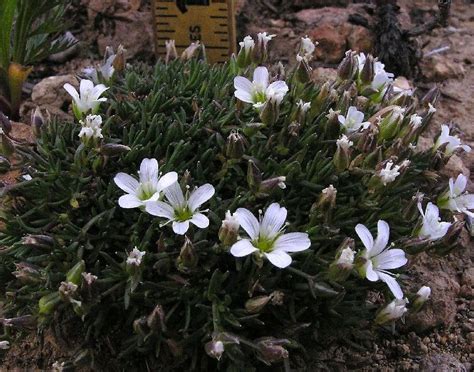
[189,25,201,41]
[176,0,210,14]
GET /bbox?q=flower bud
[38,292,61,315]
[247,159,262,191]
[0,155,11,173]
[0,341,9,350]
[293,100,311,124]
[337,91,351,114]
[316,184,337,210]
[205,340,225,361]
[100,143,131,156]
[421,86,440,107]
[259,97,280,126]
[236,35,255,68]
[0,111,12,134]
[328,238,355,282]
[219,211,240,246]
[181,41,201,61]
[59,281,78,301]
[82,272,97,286]
[378,106,405,141]
[21,234,55,249]
[403,192,424,221]
[245,295,271,314]
[324,108,341,139]
[337,50,356,80]
[176,236,198,272]
[0,128,15,156]
[295,59,312,84]
[112,45,126,72]
[133,316,148,336]
[226,131,246,159]
[0,315,36,330]
[12,262,42,284]
[66,260,85,285]
[375,298,409,325]
[256,337,290,363]
[252,32,275,65]
[440,220,464,250]
[147,304,166,332]
[412,286,431,312]
[333,134,353,172]
[165,40,178,63]
[259,176,286,195]
[359,54,374,85]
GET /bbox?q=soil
[1,0,473,370]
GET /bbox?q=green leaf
[0,0,17,69]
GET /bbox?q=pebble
[467,332,474,342]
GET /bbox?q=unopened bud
[133,316,147,336]
[112,45,126,72]
[328,238,355,282]
[412,286,431,312]
[359,54,374,85]
[334,134,353,172]
[12,262,42,284]
[259,176,286,195]
[256,337,290,363]
[317,184,337,210]
[38,292,61,315]
[247,159,262,191]
[245,295,271,314]
[165,40,178,63]
[147,304,166,332]
[219,211,240,246]
[337,50,356,80]
[295,59,312,84]
[375,298,408,325]
[181,41,201,61]
[205,340,225,361]
[252,32,275,65]
[66,260,85,285]
[441,220,464,248]
[0,111,12,134]
[59,281,78,301]
[421,86,440,107]
[0,129,15,156]
[226,131,246,159]
[0,315,36,330]
[236,35,255,68]
[30,107,46,136]
[100,143,131,156]
[260,97,280,126]
[22,234,55,249]
[176,236,198,272]
[0,155,11,173]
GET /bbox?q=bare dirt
[1,0,473,370]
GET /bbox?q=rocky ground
[1,0,473,370]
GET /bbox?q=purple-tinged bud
[30,107,46,136]
[21,234,55,249]
[334,134,353,172]
[219,211,240,246]
[337,50,356,80]
[176,236,198,272]
[59,281,78,302]
[324,108,341,140]
[252,32,275,65]
[245,295,271,314]
[337,91,351,114]
[0,315,36,330]
[316,184,337,211]
[328,238,355,282]
[0,128,15,156]
[205,340,225,360]
[295,59,312,84]
[260,97,280,126]
[133,316,147,336]
[0,111,12,134]
[259,176,286,195]
[100,143,131,156]
[256,337,290,364]
[12,262,42,284]
[288,121,300,137]
[359,54,374,85]
[421,86,440,107]
[441,220,464,248]
[112,45,127,72]
[81,272,97,286]
[226,131,246,159]
[247,159,262,191]
[355,95,369,112]
[147,304,167,332]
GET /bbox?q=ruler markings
[210,15,227,19]
[156,22,169,25]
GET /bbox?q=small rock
[312,67,338,85]
[309,24,348,63]
[441,154,470,180]
[467,332,474,342]
[347,26,374,53]
[421,55,465,82]
[420,353,467,372]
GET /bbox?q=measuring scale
[152,0,236,64]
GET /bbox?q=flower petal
[234,76,253,95]
[355,223,374,252]
[63,83,79,101]
[253,66,269,88]
[190,212,209,228]
[260,203,287,238]
[365,260,379,281]
[235,89,254,103]
[230,240,258,257]
[145,201,174,218]
[371,220,390,256]
[377,272,404,299]
[235,208,259,240]
[264,250,292,268]
[114,173,139,194]
[172,220,190,235]
[157,171,178,192]
[266,81,288,97]
[453,174,467,196]
[164,182,185,208]
[273,232,310,252]
[79,79,94,96]
[374,249,407,270]
[188,184,215,211]
[118,194,143,209]
[139,158,159,184]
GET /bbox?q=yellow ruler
[152,0,236,64]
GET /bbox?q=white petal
[425,202,440,221]
[374,249,407,270]
[371,220,390,256]
[264,250,292,268]
[235,208,259,240]
[157,171,178,192]
[378,272,404,299]
[273,232,310,252]
[164,182,185,208]
[118,194,143,209]
[260,203,287,238]
[253,66,269,88]
[459,194,474,209]
[139,158,159,184]
[230,240,258,257]
[235,89,254,103]
[145,201,174,218]
[190,212,209,228]
[234,76,253,95]
[172,220,190,235]
[337,115,346,125]
[92,84,108,98]
[114,173,139,194]
[188,184,215,211]
[79,79,94,96]
[453,174,467,196]
[63,83,80,101]
[365,260,379,281]
[267,81,289,96]
[355,224,374,252]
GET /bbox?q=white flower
[409,114,423,129]
[356,52,394,91]
[428,103,436,114]
[355,220,408,299]
[416,286,431,301]
[239,35,255,52]
[434,124,471,155]
[296,99,311,113]
[146,182,215,235]
[0,341,10,350]
[375,298,409,324]
[337,106,370,134]
[127,247,146,266]
[337,247,355,265]
[229,203,311,268]
[234,67,288,109]
[336,134,353,150]
[114,158,178,209]
[296,36,316,62]
[78,114,103,139]
[379,161,401,186]
[438,174,474,217]
[417,202,451,241]
[257,32,276,47]
[82,272,98,285]
[83,55,114,83]
[64,79,108,117]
